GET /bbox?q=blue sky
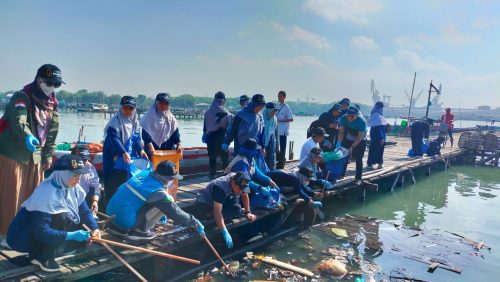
[1,0,499,108]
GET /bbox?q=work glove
[221,227,233,248]
[194,219,205,237]
[159,215,167,225]
[66,230,90,242]
[323,180,334,190]
[335,141,341,149]
[202,134,207,144]
[309,201,323,208]
[259,186,272,198]
[25,134,40,153]
[221,143,229,152]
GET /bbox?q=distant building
[478,105,491,110]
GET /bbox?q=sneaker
[106,224,128,238]
[0,238,11,249]
[377,164,384,169]
[353,179,362,186]
[127,229,157,241]
[366,165,374,170]
[31,258,61,272]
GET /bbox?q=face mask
[39,81,55,96]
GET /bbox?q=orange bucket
[151,150,183,201]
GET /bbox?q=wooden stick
[202,235,235,277]
[312,171,331,226]
[253,255,314,277]
[82,224,147,282]
[88,237,200,265]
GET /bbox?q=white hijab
[140,101,178,147]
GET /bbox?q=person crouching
[7,155,100,272]
[106,161,205,241]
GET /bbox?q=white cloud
[304,0,383,24]
[382,50,457,73]
[473,16,497,29]
[394,24,479,50]
[271,22,330,49]
[351,36,379,50]
[271,55,329,69]
[440,23,479,45]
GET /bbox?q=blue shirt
[339,114,367,141]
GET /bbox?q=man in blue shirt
[337,106,367,184]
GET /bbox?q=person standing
[441,107,455,147]
[223,94,266,156]
[276,91,293,168]
[316,103,342,150]
[0,64,62,237]
[367,102,387,169]
[203,91,231,179]
[263,102,279,170]
[141,93,181,157]
[339,98,350,116]
[337,106,367,184]
[103,96,148,205]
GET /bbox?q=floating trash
[316,258,348,277]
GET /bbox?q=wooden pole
[407,72,417,121]
[312,171,331,226]
[202,235,235,277]
[82,224,148,282]
[88,237,200,265]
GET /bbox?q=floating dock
[0,136,487,281]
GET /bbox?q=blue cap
[347,106,359,115]
[120,96,136,107]
[54,155,91,174]
[214,91,225,99]
[156,93,170,103]
[340,98,350,105]
[252,94,266,106]
[332,103,342,111]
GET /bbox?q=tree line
[1,89,370,116]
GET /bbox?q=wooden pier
[0,136,474,281]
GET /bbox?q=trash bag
[427,140,441,156]
[322,147,349,162]
[114,157,152,177]
[324,157,348,183]
[255,153,270,174]
[250,187,281,209]
[407,143,429,157]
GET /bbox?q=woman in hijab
[203,91,231,179]
[103,96,148,204]
[263,102,279,170]
[6,155,100,273]
[140,93,181,158]
[0,64,61,239]
[367,101,387,169]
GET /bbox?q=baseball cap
[265,102,278,110]
[120,96,136,108]
[156,93,170,103]
[298,166,314,179]
[71,144,91,161]
[239,95,250,103]
[214,91,225,99]
[243,138,261,150]
[347,106,359,115]
[233,172,251,193]
[310,147,322,157]
[312,127,329,137]
[252,94,266,106]
[445,107,451,111]
[53,155,91,174]
[340,98,350,105]
[156,160,183,180]
[36,64,65,86]
[332,104,342,112]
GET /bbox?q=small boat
[52,144,223,175]
[76,103,110,113]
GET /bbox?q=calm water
[209,165,500,282]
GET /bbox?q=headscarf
[104,106,140,143]
[369,103,386,127]
[22,170,86,224]
[140,101,178,147]
[263,108,278,146]
[204,97,228,133]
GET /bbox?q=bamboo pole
[202,235,235,277]
[82,224,148,282]
[312,171,331,226]
[88,237,200,265]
